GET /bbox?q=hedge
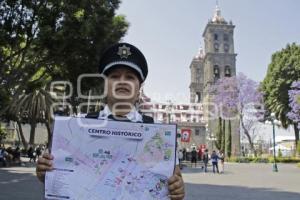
[226,157,300,163]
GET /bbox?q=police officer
[36,42,185,199]
[36,43,184,200]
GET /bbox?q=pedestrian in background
[203,149,209,173]
[178,149,183,169]
[191,147,197,168]
[219,150,225,173]
[211,150,219,173]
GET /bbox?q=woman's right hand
[36,152,54,183]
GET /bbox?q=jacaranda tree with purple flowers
[287,81,300,155]
[213,73,263,156]
[287,81,300,129]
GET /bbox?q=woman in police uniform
[36,43,185,200]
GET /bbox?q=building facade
[190,5,240,155]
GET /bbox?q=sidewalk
[1,161,299,200]
[182,162,300,200]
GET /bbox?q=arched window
[225,66,231,77]
[214,33,218,41]
[196,92,201,103]
[224,34,229,41]
[214,65,220,80]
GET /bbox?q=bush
[268,157,300,163]
[297,163,300,168]
[226,156,300,163]
[278,149,283,158]
[251,157,269,163]
[297,141,300,156]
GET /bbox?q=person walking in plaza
[27,146,36,162]
[219,150,225,173]
[36,145,42,158]
[0,145,7,167]
[35,42,185,200]
[178,149,184,169]
[182,148,187,161]
[197,147,202,162]
[202,149,209,173]
[211,150,220,173]
[191,147,197,168]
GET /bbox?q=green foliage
[226,156,300,163]
[0,125,7,144]
[214,117,222,150]
[7,89,55,145]
[297,162,300,168]
[221,119,225,153]
[226,120,232,158]
[278,148,283,158]
[297,140,300,156]
[0,0,129,117]
[261,43,300,143]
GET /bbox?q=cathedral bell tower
[189,3,240,155]
[202,4,237,98]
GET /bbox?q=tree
[0,125,7,145]
[278,148,283,158]
[297,141,300,157]
[226,120,232,158]
[214,117,222,150]
[0,0,46,114]
[7,88,55,146]
[287,81,300,129]
[221,119,226,153]
[1,0,129,146]
[0,0,129,116]
[36,0,129,108]
[261,43,300,147]
[213,73,263,156]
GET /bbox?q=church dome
[211,4,227,24]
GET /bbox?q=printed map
[45,117,176,200]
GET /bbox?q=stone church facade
[189,5,240,155]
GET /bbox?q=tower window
[195,129,200,136]
[214,43,219,52]
[214,65,220,80]
[224,34,229,41]
[196,92,201,103]
[214,33,218,41]
[225,66,231,77]
[224,43,229,52]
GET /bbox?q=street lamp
[266,113,279,172]
[166,100,173,123]
[206,124,216,150]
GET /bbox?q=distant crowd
[0,144,46,167]
[178,147,225,174]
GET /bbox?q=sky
[117,0,300,104]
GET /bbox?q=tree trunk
[17,121,28,149]
[294,124,299,147]
[226,120,232,158]
[221,119,226,153]
[294,124,299,156]
[215,117,222,150]
[240,115,257,157]
[29,122,36,145]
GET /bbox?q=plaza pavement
[0,160,299,200]
[182,162,300,200]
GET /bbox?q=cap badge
[117,45,132,59]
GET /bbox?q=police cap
[99,43,148,83]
